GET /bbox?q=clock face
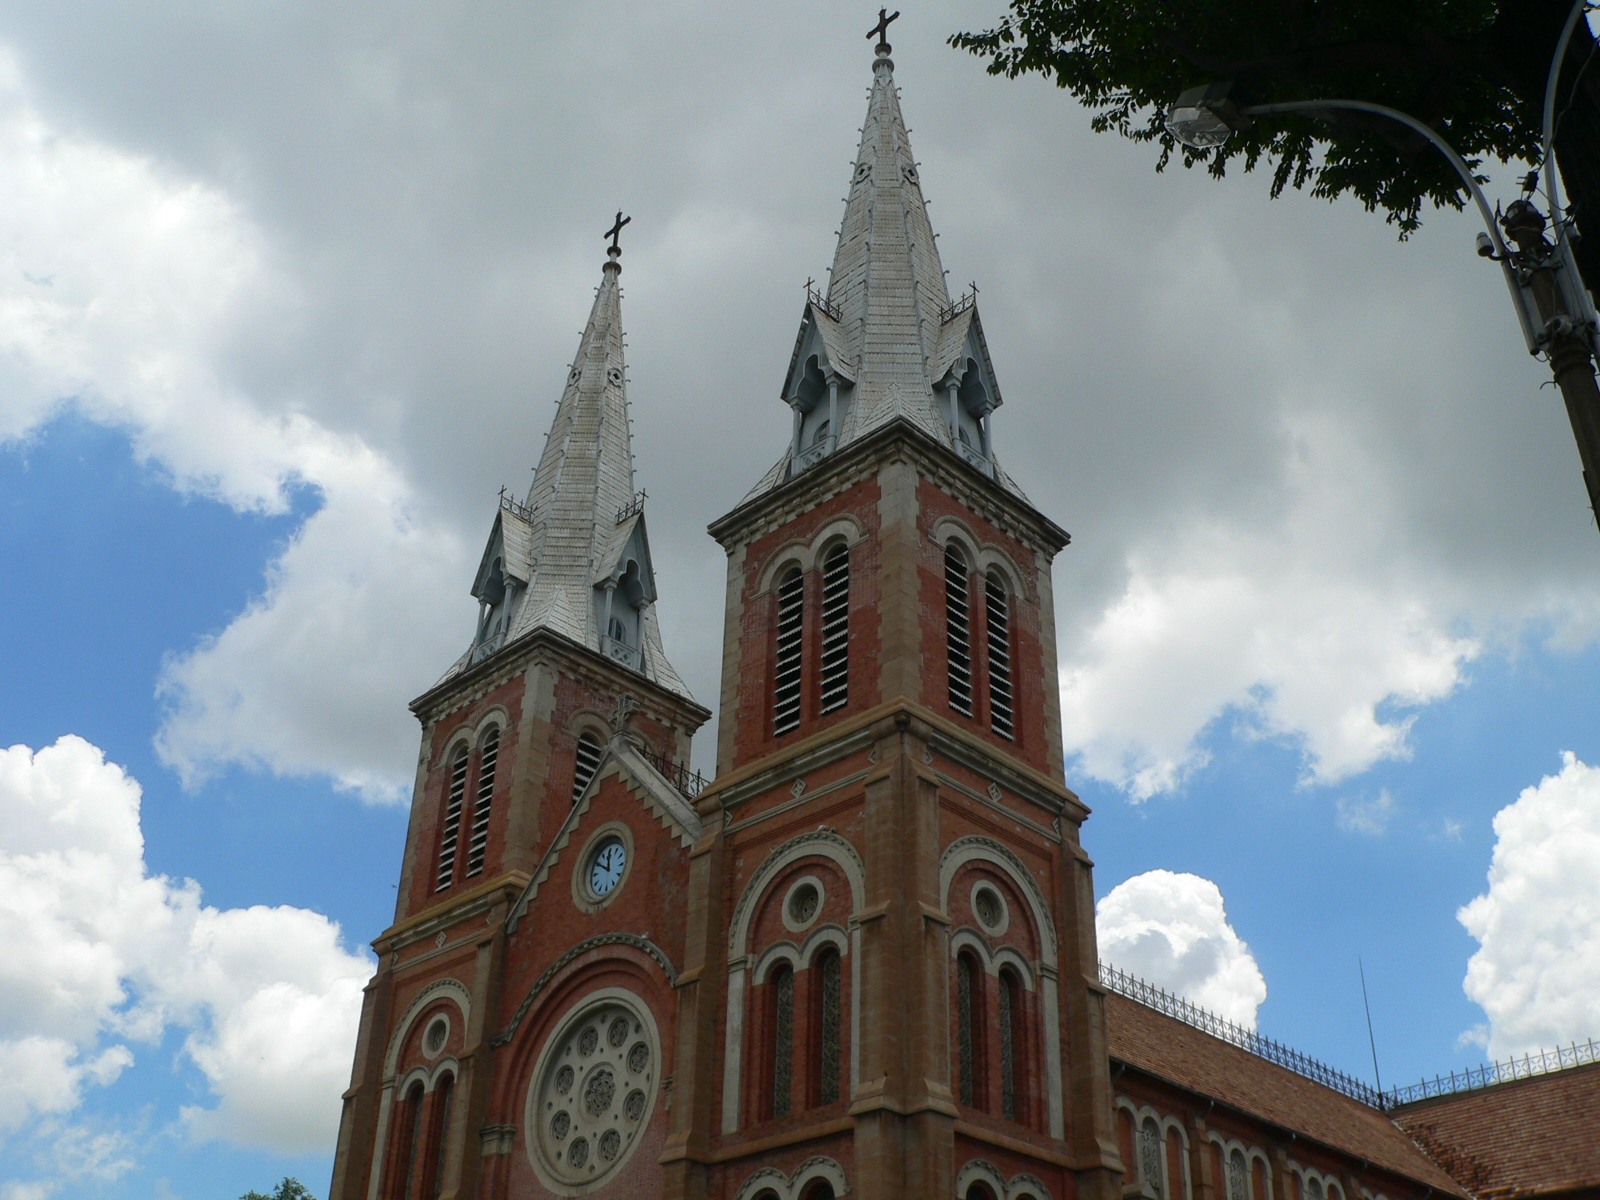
[588,838,627,897]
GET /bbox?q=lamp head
[1165,83,1246,149]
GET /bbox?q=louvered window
[819,546,850,713]
[466,727,498,877]
[1140,1117,1165,1198]
[818,950,842,1105]
[436,745,469,890]
[999,970,1018,1121]
[773,568,804,736]
[985,571,1014,739]
[956,953,978,1106]
[772,965,795,1118]
[945,545,973,716]
[572,732,604,803]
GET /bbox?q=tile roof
[1392,1061,1600,1198]
[1104,992,1465,1195]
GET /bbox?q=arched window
[1227,1149,1249,1200]
[1305,1178,1325,1200]
[1139,1117,1165,1199]
[998,969,1019,1121]
[773,567,805,736]
[956,952,982,1107]
[811,419,830,447]
[945,545,973,716]
[771,964,795,1118]
[802,1183,836,1200]
[966,1184,999,1200]
[466,727,498,877]
[985,571,1014,740]
[436,744,469,891]
[419,1072,454,1198]
[815,948,842,1105]
[819,545,850,714]
[572,732,604,803]
[390,1080,425,1200]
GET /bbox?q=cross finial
[605,211,631,254]
[867,8,899,53]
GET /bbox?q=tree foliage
[240,1178,318,1200]
[951,0,1596,244]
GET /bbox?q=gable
[780,303,856,407]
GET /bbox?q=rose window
[529,995,659,1190]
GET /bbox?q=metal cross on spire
[867,7,899,53]
[605,211,632,254]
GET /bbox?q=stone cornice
[408,625,710,732]
[707,417,1070,557]
[375,870,530,954]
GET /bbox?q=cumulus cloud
[1458,751,1600,1057]
[1096,870,1268,1028]
[0,736,372,1165]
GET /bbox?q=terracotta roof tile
[1105,993,1465,1195]
[1392,1061,1600,1198]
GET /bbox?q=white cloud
[1458,751,1600,1057]
[0,45,468,801]
[1336,790,1397,836]
[1096,870,1268,1028]
[0,736,372,1168]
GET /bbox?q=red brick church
[327,23,1600,1200]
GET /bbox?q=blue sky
[1,3,1598,1198]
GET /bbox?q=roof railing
[1100,961,1386,1108]
[937,282,978,323]
[806,278,843,322]
[638,742,708,801]
[1384,1038,1599,1106]
[498,486,535,522]
[616,490,647,523]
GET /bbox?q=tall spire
[442,219,693,700]
[750,21,1018,501]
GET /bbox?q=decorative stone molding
[492,933,677,1049]
[733,1155,851,1200]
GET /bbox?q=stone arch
[729,829,864,963]
[956,1159,1008,1200]
[384,979,471,1080]
[733,1155,850,1200]
[940,836,1056,966]
[948,927,1034,990]
[756,541,816,595]
[798,923,849,970]
[752,940,802,984]
[810,515,867,561]
[931,516,983,568]
[976,546,1027,600]
[1007,1173,1052,1200]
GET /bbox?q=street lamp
[1162,0,1600,526]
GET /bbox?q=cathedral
[327,22,1600,1200]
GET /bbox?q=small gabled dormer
[782,301,856,478]
[470,506,531,662]
[593,509,658,672]
[934,304,1003,479]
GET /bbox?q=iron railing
[1100,962,1386,1108]
[937,283,978,323]
[1384,1038,1599,1106]
[807,279,842,322]
[616,490,647,523]
[498,486,535,523]
[638,743,708,801]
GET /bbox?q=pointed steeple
[753,27,1020,501]
[442,220,693,700]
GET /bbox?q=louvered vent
[436,745,469,890]
[945,545,973,716]
[819,546,850,713]
[773,568,804,735]
[466,727,498,877]
[572,732,604,803]
[985,572,1014,740]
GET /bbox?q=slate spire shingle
[440,237,693,699]
[747,39,1022,501]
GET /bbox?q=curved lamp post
[1163,0,1600,527]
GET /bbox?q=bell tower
[660,22,1123,1200]
[330,223,710,1200]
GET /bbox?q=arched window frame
[390,1079,426,1200]
[812,946,843,1107]
[416,1068,455,1198]
[955,949,985,1109]
[769,962,796,1119]
[998,967,1022,1122]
